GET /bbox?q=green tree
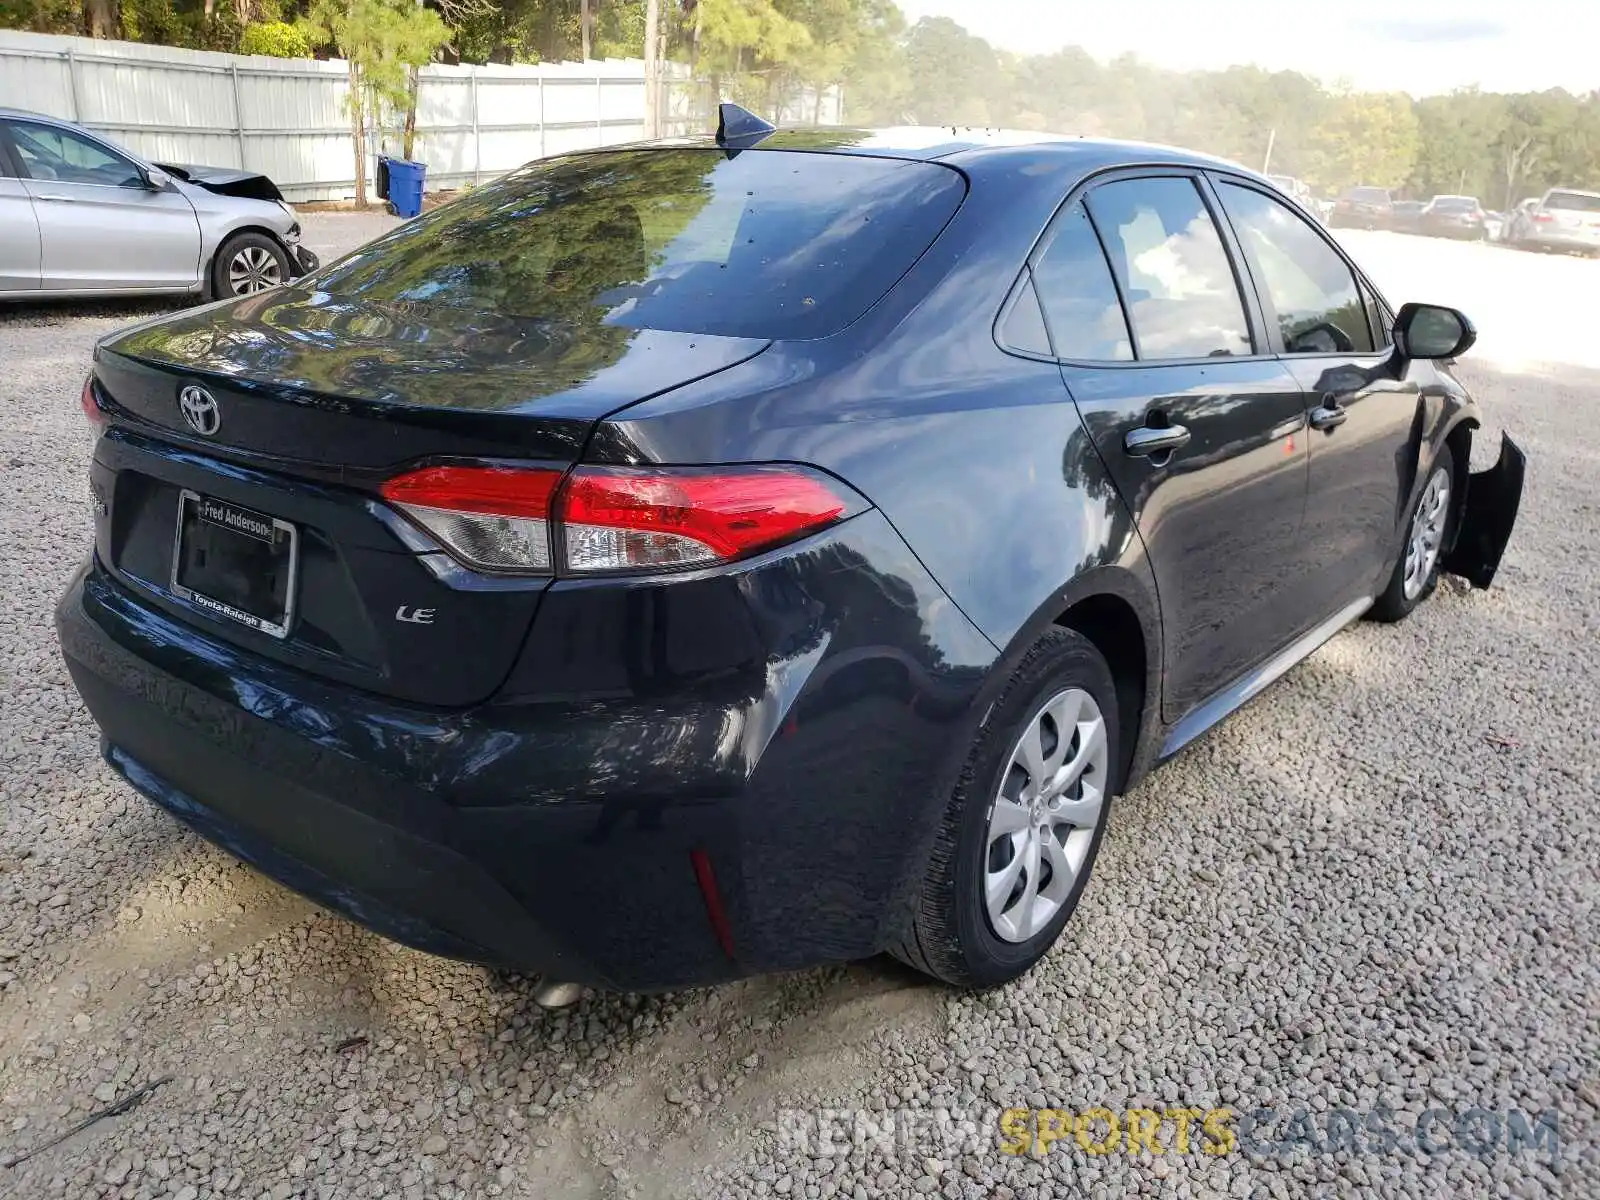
[1308,91,1419,190]
[300,0,448,205]
[837,0,906,124]
[903,16,998,126]
[239,17,310,53]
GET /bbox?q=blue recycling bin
[382,156,426,218]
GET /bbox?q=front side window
[1362,283,1391,349]
[1084,176,1253,360]
[1218,182,1375,355]
[6,122,143,188]
[1030,200,1133,361]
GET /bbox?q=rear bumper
[56,510,996,990]
[1330,208,1388,228]
[1517,230,1600,251]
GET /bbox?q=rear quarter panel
[592,147,1164,746]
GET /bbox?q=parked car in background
[1329,185,1394,229]
[0,108,317,301]
[1420,195,1488,240]
[1391,200,1426,233]
[58,112,1525,993]
[1501,187,1600,255]
[1266,173,1318,215]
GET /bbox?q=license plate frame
[170,489,300,640]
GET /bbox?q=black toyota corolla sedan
[57,109,1524,992]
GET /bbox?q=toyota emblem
[178,385,221,436]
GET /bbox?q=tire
[1370,444,1456,623]
[210,231,291,299]
[891,628,1120,988]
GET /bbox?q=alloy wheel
[228,246,283,295]
[1402,466,1451,600]
[983,687,1108,944]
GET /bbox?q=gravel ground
[0,217,1595,1199]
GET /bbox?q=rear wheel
[891,628,1119,987]
[1371,445,1455,623]
[211,232,290,299]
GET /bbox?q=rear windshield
[310,149,967,340]
[1349,187,1390,202]
[1546,190,1600,213]
[1432,197,1478,210]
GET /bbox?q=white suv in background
[1502,187,1600,256]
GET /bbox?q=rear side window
[997,273,1053,357]
[310,148,966,340]
[1031,201,1133,361]
[1217,182,1375,355]
[1085,177,1253,360]
[1546,191,1600,213]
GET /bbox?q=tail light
[380,463,860,576]
[1533,212,1554,223]
[381,465,562,573]
[81,375,107,431]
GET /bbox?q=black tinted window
[1219,182,1374,355]
[311,149,966,340]
[1085,177,1252,360]
[1031,201,1132,361]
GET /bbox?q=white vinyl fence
[0,29,708,203]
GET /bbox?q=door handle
[1124,423,1192,457]
[1309,398,1349,431]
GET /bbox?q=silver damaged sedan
[0,108,318,302]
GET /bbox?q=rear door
[0,131,40,293]
[1211,176,1420,611]
[3,118,200,292]
[1038,171,1315,722]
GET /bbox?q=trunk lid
[96,288,769,472]
[91,288,769,707]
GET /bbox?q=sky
[893,1,1600,97]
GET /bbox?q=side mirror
[143,167,173,191]
[1394,302,1476,360]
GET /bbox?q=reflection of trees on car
[317,150,718,329]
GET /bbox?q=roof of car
[0,110,1262,193]
[652,125,1253,178]
[0,107,64,122]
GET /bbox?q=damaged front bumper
[288,244,320,277]
[1443,432,1526,588]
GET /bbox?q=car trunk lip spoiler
[1443,432,1526,589]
